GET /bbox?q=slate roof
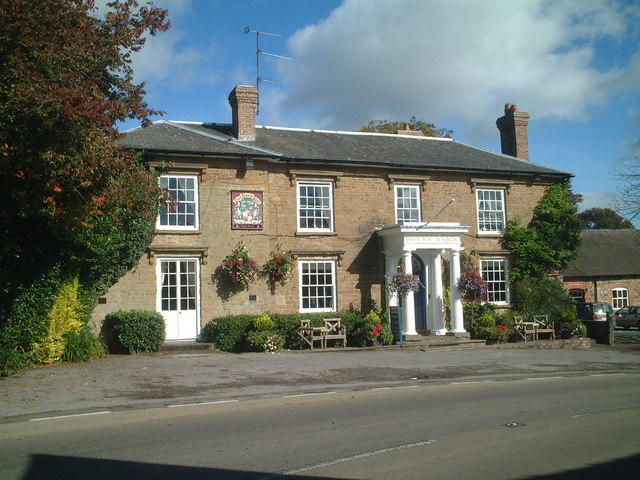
[119,120,572,178]
[562,229,640,278]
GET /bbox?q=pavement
[1,332,639,423]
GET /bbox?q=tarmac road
[2,333,639,422]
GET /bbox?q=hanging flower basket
[456,253,487,302]
[261,248,295,287]
[221,244,260,288]
[388,272,421,295]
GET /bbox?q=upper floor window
[158,174,199,230]
[297,181,334,232]
[299,259,336,312]
[612,288,629,309]
[395,185,421,224]
[568,289,585,303]
[480,258,509,305]
[476,188,505,234]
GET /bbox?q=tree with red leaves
[0,0,170,371]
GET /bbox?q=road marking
[449,380,495,385]
[588,373,627,377]
[282,391,337,398]
[571,406,640,418]
[29,411,112,422]
[167,400,239,408]
[251,439,438,480]
[525,376,563,381]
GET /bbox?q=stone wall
[90,155,553,332]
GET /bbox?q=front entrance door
[157,258,200,340]
[412,255,427,331]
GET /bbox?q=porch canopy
[377,222,469,337]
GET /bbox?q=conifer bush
[32,276,84,363]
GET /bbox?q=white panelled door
[157,258,200,340]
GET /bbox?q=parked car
[576,302,615,345]
[576,302,614,322]
[614,305,640,330]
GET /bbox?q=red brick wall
[564,278,640,306]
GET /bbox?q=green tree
[503,183,582,279]
[0,0,169,372]
[577,207,634,229]
[359,116,453,138]
[613,155,640,224]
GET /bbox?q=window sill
[156,229,201,235]
[295,232,337,237]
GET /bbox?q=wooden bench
[514,316,537,342]
[323,318,347,348]
[533,315,555,340]
[298,319,328,350]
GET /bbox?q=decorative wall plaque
[232,191,263,230]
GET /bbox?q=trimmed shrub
[463,302,496,333]
[270,313,302,349]
[252,312,275,331]
[557,309,587,337]
[103,310,165,354]
[349,310,393,347]
[61,327,107,363]
[200,315,253,352]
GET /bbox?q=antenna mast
[244,27,292,114]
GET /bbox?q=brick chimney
[396,123,425,136]
[228,85,258,141]
[496,104,530,160]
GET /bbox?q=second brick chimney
[496,104,530,160]
[228,85,258,141]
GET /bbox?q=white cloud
[92,0,218,91]
[130,33,219,90]
[270,0,640,142]
[578,190,615,212]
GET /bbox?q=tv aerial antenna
[244,27,292,114]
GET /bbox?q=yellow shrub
[32,276,84,364]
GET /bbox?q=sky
[106,0,640,220]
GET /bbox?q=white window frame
[568,289,586,303]
[157,174,199,230]
[297,181,334,232]
[612,288,629,309]
[480,258,509,305]
[394,184,421,225]
[476,188,506,234]
[299,259,337,312]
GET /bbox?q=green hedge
[201,310,386,352]
[0,266,64,375]
[200,315,253,352]
[102,310,165,354]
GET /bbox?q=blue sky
[108,0,640,220]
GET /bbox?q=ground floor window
[612,288,629,309]
[480,258,509,305]
[299,259,336,312]
[568,288,585,303]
